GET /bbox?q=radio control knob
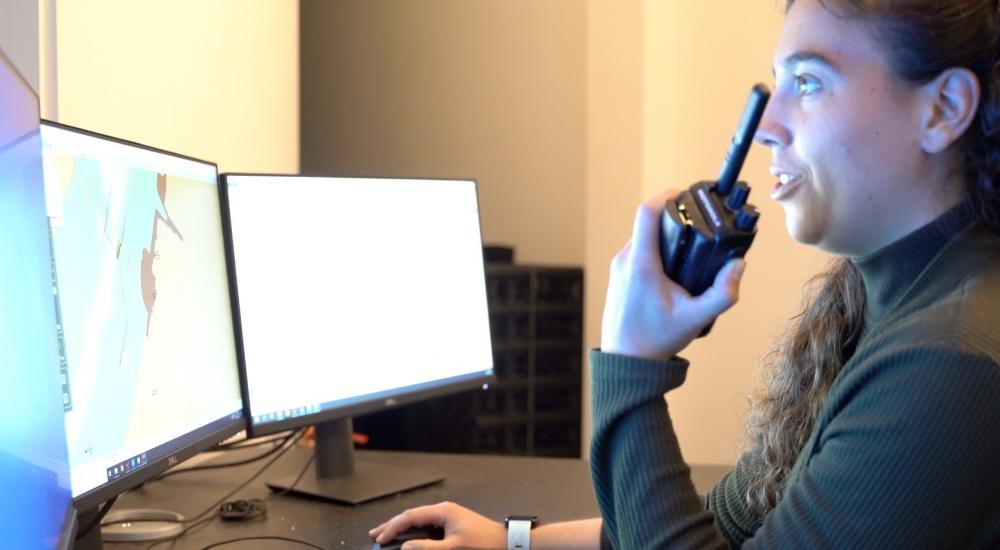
[735,205,759,230]
[726,182,751,210]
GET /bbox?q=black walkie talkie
[660,84,770,336]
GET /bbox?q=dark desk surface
[104,447,729,550]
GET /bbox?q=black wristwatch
[504,515,538,550]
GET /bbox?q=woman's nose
[754,101,790,149]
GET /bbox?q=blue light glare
[0,53,75,548]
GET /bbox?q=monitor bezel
[55,507,77,550]
[40,119,220,169]
[218,172,496,438]
[38,120,247,511]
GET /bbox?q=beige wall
[300,0,586,267]
[583,0,645,458]
[583,0,827,464]
[0,0,40,93]
[52,0,299,174]
[301,0,827,465]
[45,0,828,466]
[638,0,827,465]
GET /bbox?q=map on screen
[40,124,243,498]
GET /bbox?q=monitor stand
[75,506,184,550]
[266,417,443,505]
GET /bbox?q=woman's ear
[920,67,980,154]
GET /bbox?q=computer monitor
[0,48,77,550]
[220,174,495,504]
[38,122,245,534]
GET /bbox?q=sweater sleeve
[704,450,763,547]
[590,346,1000,549]
[599,523,614,550]
[588,349,730,550]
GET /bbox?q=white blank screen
[224,176,494,423]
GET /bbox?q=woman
[370,0,1000,547]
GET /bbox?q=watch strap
[504,516,538,550]
[506,517,532,550]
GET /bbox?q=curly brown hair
[744,0,1000,516]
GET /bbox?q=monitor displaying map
[39,122,244,506]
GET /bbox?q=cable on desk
[213,430,295,451]
[75,495,118,541]
[143,428,307,550]
[153,431,297,480]
[267,428,325,499]
[199,535,328,549]
[144,513,216,549]
[267,438,320,499]
[183,428,304,523]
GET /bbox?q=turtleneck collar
[852,200,978,329]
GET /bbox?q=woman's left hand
[600,189,747,360]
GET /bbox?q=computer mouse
[371,525,445,550]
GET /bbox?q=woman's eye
[794,75,821,96]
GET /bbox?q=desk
[102,447,729,549]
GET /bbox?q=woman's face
[756,0,932,257]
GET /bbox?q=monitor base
[75,507,185,550]
[101,508,185,541]
[267,459,443,505]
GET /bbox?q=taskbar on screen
[72,410,244,510]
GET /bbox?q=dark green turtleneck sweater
[590,203,1000,549]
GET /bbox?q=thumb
[688,259,746,326]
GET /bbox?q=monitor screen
[220,174,494,503]
[39,122,245,509]
[0,50,77,549]
[223,175,494,433]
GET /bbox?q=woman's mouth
[770,168,804,201]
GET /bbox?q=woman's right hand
[600,189,746,360]
[369,501,507,549]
